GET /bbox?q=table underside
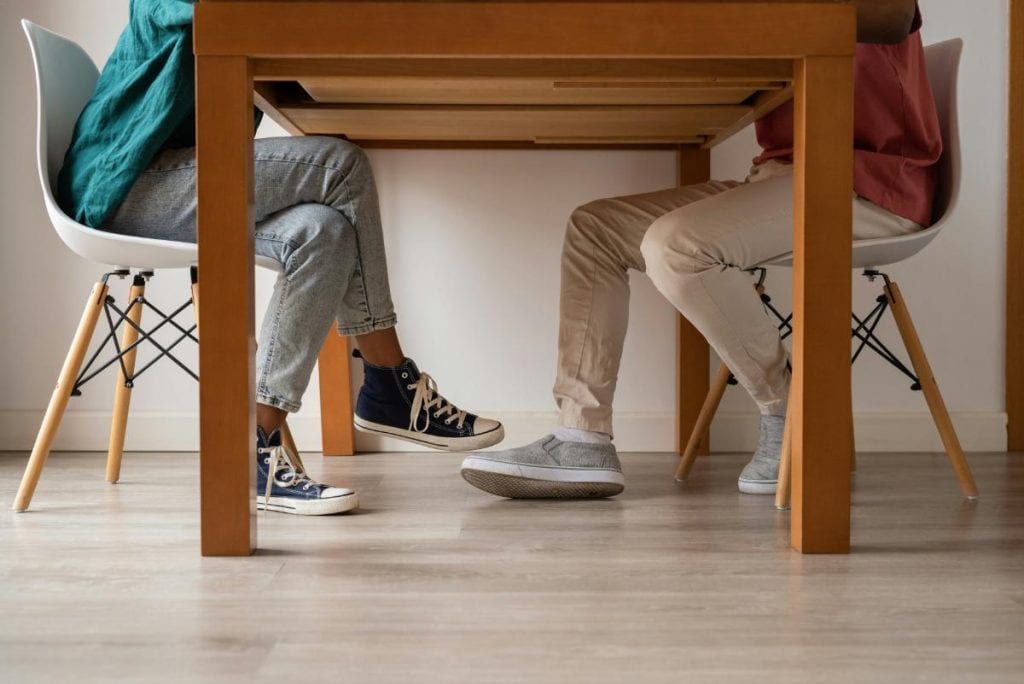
[254,57,793,146]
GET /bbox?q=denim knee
[306,136,372,177]
[278,204,354,276]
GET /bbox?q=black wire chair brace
[71,269,199,397]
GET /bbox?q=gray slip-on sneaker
[460,435,624,499]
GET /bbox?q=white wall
[0,0,1009,453]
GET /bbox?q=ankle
[353,328,405,367]
[357,350,405,367]
[256,403,287,435]
[553,427,611,445]
[354,348,409,371]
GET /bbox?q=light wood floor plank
[1,451,1022,682]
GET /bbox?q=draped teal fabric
[58,0,261,228]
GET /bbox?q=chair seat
[49,208,282,272]
[762,223,943,270]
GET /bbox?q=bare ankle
[256,404,287,435]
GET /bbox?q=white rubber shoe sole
[257,492,359,515]
[461,456,625,499]
[737,478,778,495]
[354,416,504,452]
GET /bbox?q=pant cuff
[759,402,788,417]
[256,393,302,413]
[337,315,397,337]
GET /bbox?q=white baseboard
[0,409,1007,453]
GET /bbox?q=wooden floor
[1,450,1022,683]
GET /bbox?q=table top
[196,0,853,149]
[200,1,842,4]
[193,0,847,147]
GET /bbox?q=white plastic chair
[675,39,979,507]
[13,21,290,512]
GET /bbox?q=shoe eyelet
[401,372,408,379]
[407,384,414,390]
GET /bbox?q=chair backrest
[924,39,963,226]
[767,38,965,270]
[20,20,275,271]
[22,20,100,213]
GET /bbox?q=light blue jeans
[104,136,397,412]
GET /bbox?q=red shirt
[754,6,942,227]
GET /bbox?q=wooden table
[193,0,856,556]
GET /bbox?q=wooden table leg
[196,55,257,556]
[318,329,356,456]
[675,146,712,456]
[790,56,854,554]
[1008,0,1024,452]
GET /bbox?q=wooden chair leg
[775,410,793,510]
[850,418,857,473]
[105,275,146,484]
[14,281,109,511]
[884,280,979,499]
[675,362,732,481]
[318,328,355,456]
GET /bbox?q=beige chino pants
[553,161,920,437]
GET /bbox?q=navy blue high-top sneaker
[256,427,359,515]
[353,352,504,451]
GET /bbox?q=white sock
[553,427,612,445]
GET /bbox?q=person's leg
[106,189,361,514]
[553,182,741,437]
[353,328,404,367]
[106,137,404,356]
[253,203,359,416]
[107,137,503,452]
[104,138,400,389]
[250,203,362,514]
[460,180,740,499]
[248,137,503,451]
[256,405,287,435]
[254,136,397,336]
[640,164,920,493]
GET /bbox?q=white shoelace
[407,372,467,432]
[259,441,317,505]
